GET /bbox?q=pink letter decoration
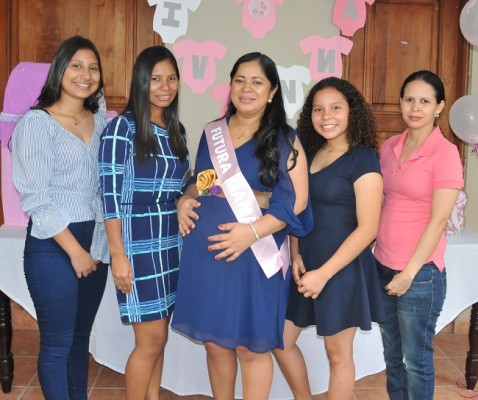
[333,0,375,37]
[173,39,227,94]
[300,35,353,81]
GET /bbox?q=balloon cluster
[450,1,478,152]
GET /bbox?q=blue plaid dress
[99,111,190,323]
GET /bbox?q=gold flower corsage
[196,169,223,196]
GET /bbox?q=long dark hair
[400,70,445,103]
[223,52,295,187]
[125,46,188,163]
[34,36,104,113]
[297,77,377,158]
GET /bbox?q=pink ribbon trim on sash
[204,118,289,279]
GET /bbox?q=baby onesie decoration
[145,0,374,119]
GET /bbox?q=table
[1,226,478,398]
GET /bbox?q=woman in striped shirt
[12,36,109,400]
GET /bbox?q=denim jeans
[24,221,107,400]
[376,260,446,400]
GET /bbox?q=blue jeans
[24,221,107,400]
[376,260,446,400]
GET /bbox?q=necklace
[233,118,260,139]
[70,110,85,125]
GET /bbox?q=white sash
[204,118,289,279]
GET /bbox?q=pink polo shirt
[374,127,463,271]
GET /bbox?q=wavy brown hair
[297,77,377,158]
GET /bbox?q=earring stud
[435,113,440,118]
[267,98,273,104]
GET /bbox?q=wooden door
[345,0,469,154]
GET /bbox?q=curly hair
[297,77,377,158]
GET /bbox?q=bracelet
[249,221,260,241]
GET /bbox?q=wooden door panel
[77,0,135,110]
[12,1,70,63]
[371,2,438,107]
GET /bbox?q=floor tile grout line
[88,364,103,392]
[16,385,28,400]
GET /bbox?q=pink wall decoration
[211,83,230,117]
[300,35,353,81]
[148,0,201,44]
[333,0,375,37]
[235,0,284,39]
[173,39,227,94]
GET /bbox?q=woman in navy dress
[98,46,190,400]
[171,52,311,399]
[273,77,385,399]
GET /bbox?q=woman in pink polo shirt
[374,70,464,400]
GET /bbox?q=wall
[456,47,478,329]
[465,46,478,230]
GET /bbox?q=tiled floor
[0,330,475,399]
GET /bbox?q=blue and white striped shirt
[12,109,109,263]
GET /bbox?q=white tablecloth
[1,226,477,398]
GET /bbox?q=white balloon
[449,95,478,144]
[460,0,478,46]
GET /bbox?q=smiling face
[60,48,100,100]
[311,87,350,145]
[149,59,179,118]
[400,79,445,134]
[229,60,277,118]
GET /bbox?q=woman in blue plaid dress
[98,46,190,400]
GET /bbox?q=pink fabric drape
[0,62,51,226]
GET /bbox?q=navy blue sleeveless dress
[286,145,385,336]
[171,126,312,352]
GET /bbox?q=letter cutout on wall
[235,0,284,39]
[173,39,227,94]
[148,0,201,44]
[300,35,353,81]
[277,65,311,120]
[333,0,375,37]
